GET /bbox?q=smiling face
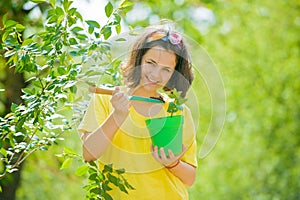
[136,46,176,96]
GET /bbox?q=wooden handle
[89,86,114,95]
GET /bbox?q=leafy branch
[58,148,135,200]
[0,0,134,197]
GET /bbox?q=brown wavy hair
[122,27,194,97]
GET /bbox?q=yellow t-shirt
[78,94,198,200]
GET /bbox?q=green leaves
[118,0,134,16]
[60,158,73,170]
[83,163,134,199]
[75,165,89,176]
[59,148,134,200]
[166,88,186,116]
[86,20,101,34]
[0,0,134,198]
[105,2,114,18]
[101,26,112,40]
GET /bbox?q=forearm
[82,111,127,162]
[167,160,196,186]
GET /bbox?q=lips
[146,76,159,85]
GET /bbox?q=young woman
[78,26,197,199]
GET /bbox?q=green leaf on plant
[116,168,125,174]
[105,2,114,18]
[2,31,9,43]
[69,38,77,45]
[0,148,7,157]
[22,88,34,95]
[107,174,118,186]
[104,164,113,173]
[88,26,94,34]
[71,26,84,33]
[5,20,18,29]
[115,37,126,42]
[49,0,56,7]
[88,172,98,181]
[118,0,133,16]
[102,182,112,191]
[120,0,134,9]
[75,165,89,176]
[86,20,100,28]
[102,192,113,200]
[60,158,73,170]
[11,103,18,112]
[4,50,16,58]
[102,26,112,40]
[63,147,78,156]
[22,38,34,46]
[118,183,128,194]
[16,24,25,32]
[63,0,73,11]
[115,24,121,34]
[124,178,135,190]
[2,13,8,26]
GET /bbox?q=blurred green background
[0,0,299,199]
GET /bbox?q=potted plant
[145,88,187,157]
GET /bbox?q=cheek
[141,65,151,76]
[162,72,174,83]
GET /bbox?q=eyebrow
[145,58,175,69]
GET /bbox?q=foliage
[0,0,134,198]
[165,88,187,116]
[58,147,134,200]
[188,1,300,199]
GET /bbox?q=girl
[78,26,197,199]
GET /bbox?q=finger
[113,86,120,95]
[160,147,167,160]
[113,91,124,100]
[111,92,128,105]
[168,149,175,159]
[119,95,129,103]
[151,146,160,160]
[118,99,130,109]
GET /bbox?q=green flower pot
[145,115,184,156]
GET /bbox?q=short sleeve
[181,105,198,168]
[77,94,112,134]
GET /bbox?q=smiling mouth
[146,76,160,85]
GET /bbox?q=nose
[149,66,161,80]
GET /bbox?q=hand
[110,87,130,119]
[151,144,187,167]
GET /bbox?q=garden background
[0,0,299,199]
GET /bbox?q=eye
[146,61,153,64]
[145,60,156,67]
[163,67,173,73]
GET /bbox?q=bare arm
[82,88,130,162]
[152,146,196,186]
[166,159,196,186]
